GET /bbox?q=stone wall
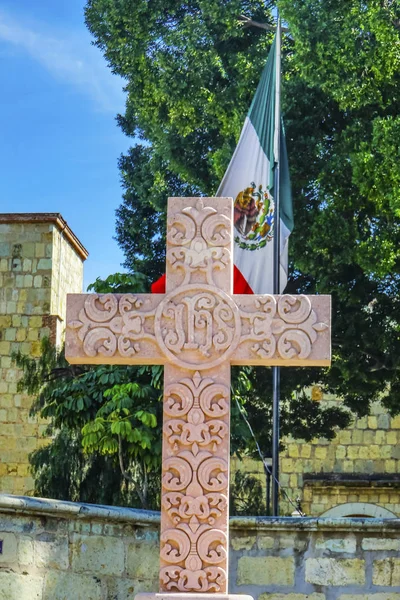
[233,390,400,518]
[0,214,87,494]
[0,494,400,600]
[50,226,87,345]
[279,393,400,517]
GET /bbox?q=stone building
[279,391,400,517]
[0,213,88,494]
[237,389,400,517]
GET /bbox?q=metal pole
[271,14,282,517]
[264,457,272,515]
[271,367,280,514]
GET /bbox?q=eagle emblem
[233,182,275,251]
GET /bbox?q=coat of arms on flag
[234,182,275,250]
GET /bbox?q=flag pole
[271,13,282,517]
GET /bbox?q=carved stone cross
[66,197,330,595]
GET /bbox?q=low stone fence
[0,494,399,600]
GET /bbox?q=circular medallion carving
[155,284,241,370]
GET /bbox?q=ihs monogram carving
[155,286,241,370]
[160,371,229,592]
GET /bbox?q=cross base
[135,594,254,600]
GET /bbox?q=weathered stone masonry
[0,214,87,494]
[0,495,400,600]
[279,395,400,517]
[234,393,400,517]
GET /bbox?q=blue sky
[0,0,131,289]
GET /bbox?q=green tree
[14,338,163,509]
[116,147,199,280]
[278,0,400,414]
[87,271,150,293]
[13,274,163,509]
[84,0,400,421]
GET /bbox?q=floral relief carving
[160,371,229,592]
[68,294,156,358]
[65,197,332,598]
[239,294,329,361]
[166,198,231,286]
[64,196,332,599]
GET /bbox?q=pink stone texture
[65,197,332,593]
[135,595,254,600]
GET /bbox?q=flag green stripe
[248,36,293,233]
[248,38,276,177]
[280,128,294,232]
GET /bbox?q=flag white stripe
[217,118,289,294]
[217,117,271,198]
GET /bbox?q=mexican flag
[217,32,293,295]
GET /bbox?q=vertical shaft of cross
[159,197,233,592]
[160,364,231,592]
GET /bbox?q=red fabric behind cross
[151,266,254,294]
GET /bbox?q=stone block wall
[50,226,88,344]
[0,214,87,494]
[233,389,400,518]
[279,393,400,517]
[0,495,400,600]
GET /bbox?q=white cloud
[0,10,125,112]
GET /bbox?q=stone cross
[65,197,330,595]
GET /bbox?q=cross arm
[65,293,166,365]
[232,294,331,367]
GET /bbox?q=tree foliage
[13,274,163,509]
[84,0,400,419]
[87,271,150,293]
[229,471,265,516]
[14,336,163,508]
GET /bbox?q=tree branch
[118,434,134,483]
[118,435,146,507]
[359,349,398,373]
[238,15,290,34]
[332,338,399,373]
